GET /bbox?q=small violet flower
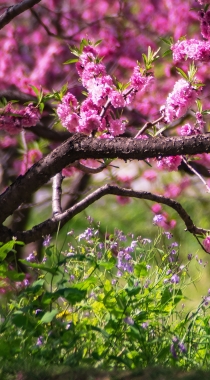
[171,274,180,284]
[124,316,134,325]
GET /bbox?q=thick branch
[0,133,210,224]
[0,185,208,243]
[0,0,41,29]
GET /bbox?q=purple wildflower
[163,232,173,239]
[43,234,52,247]
[36,336,43,346]
[153,214,166,226]
[26,252,36,262]
[124,316,134,325]
[142,238,152,244]
[187,253,193,261]
[171,274,180,284]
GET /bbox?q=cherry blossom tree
[1,0,210,255]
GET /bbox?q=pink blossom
[21,104,40,127]
[78,112,102,135]
[161,79,198,123]
[164,184,181,198]
[156,156,182,171]
[130,66,153,92]
[80,98,100,114]
[0,136,17,149]
[172,39,210,63]
[19,149,43,175]
[0,103,40,134]
[195,112,205,130]
[109,118,126,136]
[178,123,196,136]
[57,92,79,132]
[143,169,157,182]
[109,91,125,108]
[62,92,78,109]
[63,113,80,132]
[203,236,210,253]
[136,134,149,140]
[151,203,162,214]
[81,62,106,87]
[62,166,77,177]
[117,195,131,205]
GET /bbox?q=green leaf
[99,260,116,270]
[94,39,102,46]
[12,311,29,328]
[176,67,188,81]
[41,292,58,305]
[134,263,147,278]
[87,324,109,338]
[0,240,23,261]
[125,285,141,297]
[160,287,172,306]
[6,271,25,281]
[63,58,78,64]
[0,341,11,357]
[30,85,40,97]
[39,102,45,113]
[19,259,58,275]
[29,279,45,293]
[72,276,98,290]
[162,49,172,57]
[40,309,58,324]
[45,246,53,257]
[62,287,87,305]
[0,263,8,277]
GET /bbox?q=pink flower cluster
[172,39,210,63]
[161,79,198,123]
[130,67,153,92]
[156,155,182,171]
[178,123,197,136]
[0,103,40,135]
[57,45,153,137]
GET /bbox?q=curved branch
[0,0,41,30]
[0,185,208,244]
[0,132,210,224]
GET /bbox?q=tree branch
[0,0,41,30]
[52,173,63,216]
[0,185,208,244]
[0,132,210,224]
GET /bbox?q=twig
[31,8,118,41]
[135,115,164,138]
[182,156,210,193]
[52,172,63,216]
[73,160,108,174]
[0,0,41,30]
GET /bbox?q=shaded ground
[10,367,210,380]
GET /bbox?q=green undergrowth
[0,221,210,377]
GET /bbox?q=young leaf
[40,309,58,324]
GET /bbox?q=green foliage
[0,226,209,376]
